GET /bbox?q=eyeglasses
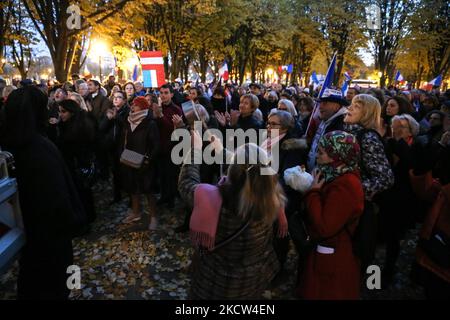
[267,121,282,127]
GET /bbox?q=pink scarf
[190,183,223,251]
[128,110,148,132]
[189,177,289,250]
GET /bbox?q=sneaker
[149,217,158,231]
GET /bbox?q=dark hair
[58,99,81,114]
[298,96,315,112]
[426,110,446,122]
[190,87,202,98]
[114,90,127,100]
[1,86,49,147]
[89,79,101,88]
[382,96,414,119]
[160,83,174,93]
[145,92,158,104]
[213,86,225,98]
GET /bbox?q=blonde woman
[68,92,88,111]
[344,93,394,201]
[179,138,287,299]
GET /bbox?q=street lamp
[91,40,108,82]
[266,68,274,82]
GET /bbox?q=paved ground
[0,180,425,300]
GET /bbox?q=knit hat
[132,96,150,110]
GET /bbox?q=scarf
[127,110,148,132]
[261,133,287,157]
[190,176,288,250]
[317,130,360,183]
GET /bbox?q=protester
[99,90,130,204]
[154,84,183,209]
[297,130,364,300]
[56,99,97,226]
[179,139,286,299]
[124,82,136,105]
[119,96,160,230]
[307,88,349,171]
[0,86,85,299]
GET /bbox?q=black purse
[288,212,314,253]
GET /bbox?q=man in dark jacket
[1,86,85,300]
[87,79,112,180]
[154,84,183,208]
[306,88,349,171]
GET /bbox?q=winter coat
[88,93,113,123]
[178,162,279,299]
[298,172,364,300]
[119,114,160,194]
[155,101,183,154]
[411,171,450,284]
[346,124,394,200]
[98,105,130,155]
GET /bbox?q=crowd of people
[0,74,449,300]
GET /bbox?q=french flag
[395,71,404,82]
[139,51,166,88]
[428,74,442,87]
[219,62,229,81]
[280,64,293,73]
[341,71,352,96]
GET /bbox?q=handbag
[120,130,148,169]
[288,212,314,253]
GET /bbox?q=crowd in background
[0,74,449,300]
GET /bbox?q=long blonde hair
[226,143,286,225]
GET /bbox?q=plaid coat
[178,159,280,299]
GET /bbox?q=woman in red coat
[298,130,365,300]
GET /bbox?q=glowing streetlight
[91,39,108,82]
[1,58,6,64]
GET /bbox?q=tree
[369,0,416,87]
[314,0,367,85]
[8,0,39,79]
[0,0,14,73]
[22,0,133,82]
[413,0,450,79]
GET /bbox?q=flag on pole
[280,64,293,73]
[341,71,352,96]
[139,51,166,88]
[132,65,139,82]
[318,53,337,98]
[310,71,321,90]
[306,53,337,137]
[428,74,442,87]
[218,62,229,81]
[394,71,404,82]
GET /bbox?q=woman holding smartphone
[297,130,365,300]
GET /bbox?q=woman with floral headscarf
[297,130,365,300]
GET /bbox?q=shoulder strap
[209,217,252,253]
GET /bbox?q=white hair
[392,114,420,137]
[278,99,297,117]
